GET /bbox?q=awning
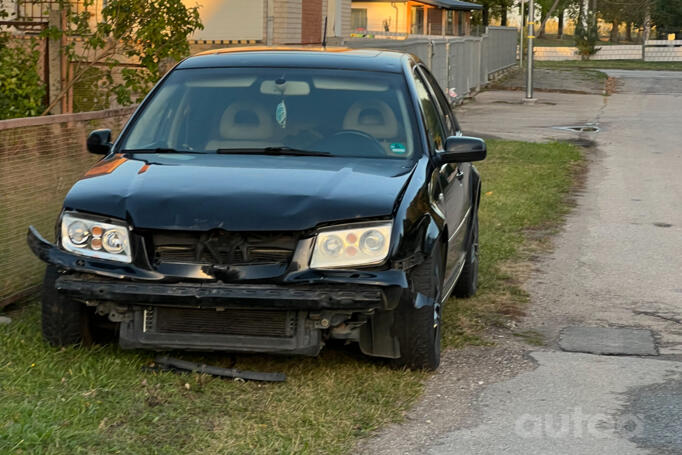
[351,0,483,11]
[417,0,483,10]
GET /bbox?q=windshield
[118,67,420,159]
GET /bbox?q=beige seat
[206,101,275,150]
[342,100,399,148]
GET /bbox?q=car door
[412,67,468,283]
[418,67,472,268]
[418,68,470,199]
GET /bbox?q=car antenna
[322,16,328,49]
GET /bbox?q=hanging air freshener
[276,99,287,129]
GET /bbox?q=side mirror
[439,136,487,163]
[86,129,112,155]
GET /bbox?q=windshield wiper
[121,148,202,154]
[216,147,332,157]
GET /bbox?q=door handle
[455,169,464,181]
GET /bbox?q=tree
[0,2,46,119]
[536,0,562,38]
[652,0,682,37]
[574,8,600,58]
[476,0,513,26]
[598,0,627,42]
[42,0,203,115]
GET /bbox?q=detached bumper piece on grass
[147,356,286,382]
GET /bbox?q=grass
[536,60,682,71]
[0,140,583,454]
[512,330,546,346]
[443,140,582,347]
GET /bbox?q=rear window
[119,67,421,159]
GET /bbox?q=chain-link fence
[0,108,134,306]
[345,26,518,101]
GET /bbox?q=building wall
[182,0,264,41]
[4,0,349,45]
[351,2,472,36]
[337,0,352,37]
[272,0,302,44]
[301,0,323,43]
[351,2,407,33]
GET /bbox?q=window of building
[458,11,465,36]
[351,8,368,31]
[445,10,455,35]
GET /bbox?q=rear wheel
[454,213,479,298]
[41,266,92,346]
[392,243,443,371]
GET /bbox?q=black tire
[392,243,443,371]
[41,266,92,346]
[454,213,479,298]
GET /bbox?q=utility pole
[519,0,524,68]
[525,0,535,102]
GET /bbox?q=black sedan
[28,47,485,370]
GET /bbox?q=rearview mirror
[439,136,486,163]
[86,129,112,155]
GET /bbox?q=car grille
[149,307,297,338]
[151,231,298,266]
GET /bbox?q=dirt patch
[488,68,607,95]
[605,76,619,95]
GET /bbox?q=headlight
[60,213,132,263]
[310,222,392,269]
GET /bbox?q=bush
[0,35,46,120]
[574,13,600,60]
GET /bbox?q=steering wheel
[321,130,386,158]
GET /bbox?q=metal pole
[526,0,535,100]
[519,0,524,68]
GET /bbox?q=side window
[413,70,446,152]
[418,66,460,136]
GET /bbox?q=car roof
[176,47,414,74]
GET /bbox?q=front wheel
[41,266,92,346]
[391,243,443,371]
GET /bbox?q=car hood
[64,153,416,231]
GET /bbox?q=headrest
[219,101,274,140]
[342,100,399,139]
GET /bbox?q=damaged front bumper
[27,226,411,358]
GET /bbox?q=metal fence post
[526,1,535,101]
[47,10,63,115]
[520,0,525,68]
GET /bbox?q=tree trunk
[482,6,489,26]
[557,9,564,38]
[591,0,598,27]
[501,7,507,26]
[537,0,561,38]
[643,2,651,42]
[626,21,632,42]
[538,8,548,38]
[610,19,619,43]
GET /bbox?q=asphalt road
[358,70,682,454]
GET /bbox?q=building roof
[178,47,412,73]
[416,0,483,10]
[353,0,483,10]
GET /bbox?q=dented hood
[64,153,416,231]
